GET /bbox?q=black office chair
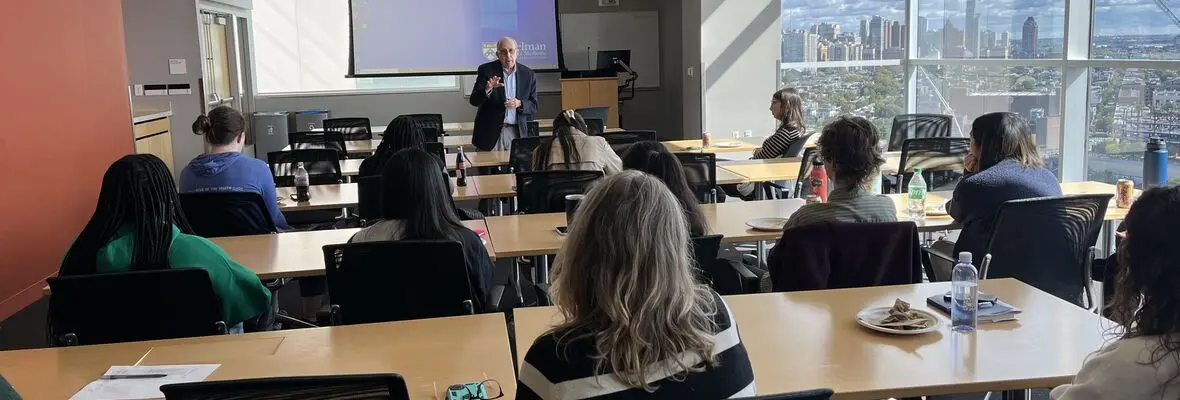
[789,147,822,198]
[288,131,348,158]
[179,192,276,238]
[268,149,343,187]
[47,269,227,346]
[601,131,657,155]
[323,117,373,141]
[161,373,411,400]
[323,241,500,325]
[888,137,970,194]
[782,131,815,158]
[691,235,759,296]
[735,388,834,400]
[401,113,445,140]
[575,106,610,125]
[509,136,550,173]
[527,120,540,138]
[583,118,606,135]
[977,194,1110,308]
[515,170,604,214]
[887,113,953,152]
[424,142,447,166]
[674,152,718,203]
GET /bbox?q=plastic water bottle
[1144,137,1168,189]
[294,162,311,201]
[907,168,927,219]
[951,252,979,333]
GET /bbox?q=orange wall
[0,0,133,319]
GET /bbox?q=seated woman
[180,106,289,230]
[532,110,622,174]
[359,116,434,176]
[723,87,807,200]
[621,141,709,237]
[517,171,755,399]
[60,154,271,331]
[349,148,494,310]
[760,116,897,291]
[948,112,1061,262]
[1050,186,1180,399]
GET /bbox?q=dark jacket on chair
[468,60,539,151]
[766,221,923,292]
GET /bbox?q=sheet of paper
[69,364,219,400]
[168,58,186,75]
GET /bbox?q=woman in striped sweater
[724,87,807,200]
[517,171,755,399]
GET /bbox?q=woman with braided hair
[60,154,270,330]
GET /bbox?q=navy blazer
[468,61,539,151]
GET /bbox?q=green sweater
[94,225,271,326]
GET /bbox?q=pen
[100,374,168,380]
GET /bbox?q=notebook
[926,294,1022,323]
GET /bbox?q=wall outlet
[598,0,620,6]
[744,130,753,138]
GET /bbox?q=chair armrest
[922,246,955,263]
[487,284,506,313]
[534,283,552,307]
[729,262,761,294]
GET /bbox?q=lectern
[560,77,620,128]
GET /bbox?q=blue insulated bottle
[1145,137,1168,189]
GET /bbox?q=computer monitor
[596,50,632,72]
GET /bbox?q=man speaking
[469,37,539,151]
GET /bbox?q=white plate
[713,141,743,148]
[745,217,788,231]
[855,306,942,335]
[926,206,949,217]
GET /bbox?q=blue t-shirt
[179,152,290,230]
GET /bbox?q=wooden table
[664,139,760,153]
[484,199,806,258]
[514,279,1108,399]
[0,314,517,400]
[277,177,500,211]
[717,156,909,183]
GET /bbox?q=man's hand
[505,97,521,109]
[485,75,503,94]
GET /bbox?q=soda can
[805,194,822,204]
[1116,179,1135,209]
[702,132,713,148]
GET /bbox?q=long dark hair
[620,142,708,237]
[380,148,465,241]
[970,112,1044,171]
[773,87,806,133]
[192,106,246,146]
[1109,185,1180,389]
[533,110,585,170]
[60,154,193,276]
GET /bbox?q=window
[916,0,1065,59]
[1092,0,1180,60]
[252,0,457,95]
[779,0,905,136]
[1086,67,1180,185]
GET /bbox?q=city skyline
[782,0,1180,38]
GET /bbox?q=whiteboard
[461,11,661,93]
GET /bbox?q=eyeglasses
[449,380,503,400]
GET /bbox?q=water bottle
[808,159,829,203]
[907,168,927,219]
[951,251,979,333]
[294,162,311,201]
[1144,137,1168,189]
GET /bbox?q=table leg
[756,240,767,263]
[512,258,524,304]
[1000,389,1030,400]
[539,255,551,284]
[1102,220,1116,257]
[754,183,765,201]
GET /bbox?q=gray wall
[700,0,781,137]
[122,0,205,173]
[253,0,696,139]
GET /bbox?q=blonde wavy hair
[549,170,719,391]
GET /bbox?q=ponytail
[192,106,245,146]
[192,114,212,136]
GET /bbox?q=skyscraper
[817,23,841,41]
[890,21,902,48]
[1022,17,1038,58]
[1000,31,1011,48]
[982,30,997,50]
[869,15,886,55]
[916,16,929,35]
[783,29,808,62]
[966,0,980,57]
[860,19,869,42]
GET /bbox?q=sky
[781,0,1180,38]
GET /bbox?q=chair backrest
[423,142,447,165]
[583,118,606,135]
[792,148,821,198]
[179,192,278,238]
[897,137,970,191]
[510,136,549,173]
[268,149,343,187]
[160,373,411,400]
[690,234,725,286]
[735,388,834,400]
[887,113,953,152]
[674,152,718,203]
[783,131,815,158]
[288,131,348,157]
[323,117,373,141]
[768,221,922,293]
[323,241,477,324]
[515,170,604,214]
[601,131,658,155]
[574,106,610,124]
[984,194,1111,306]
[48,269,227,346]
[527,120,540,137]
[356,175,382,223]
[401,113,444,141]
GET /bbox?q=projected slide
[349,0,560,76]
